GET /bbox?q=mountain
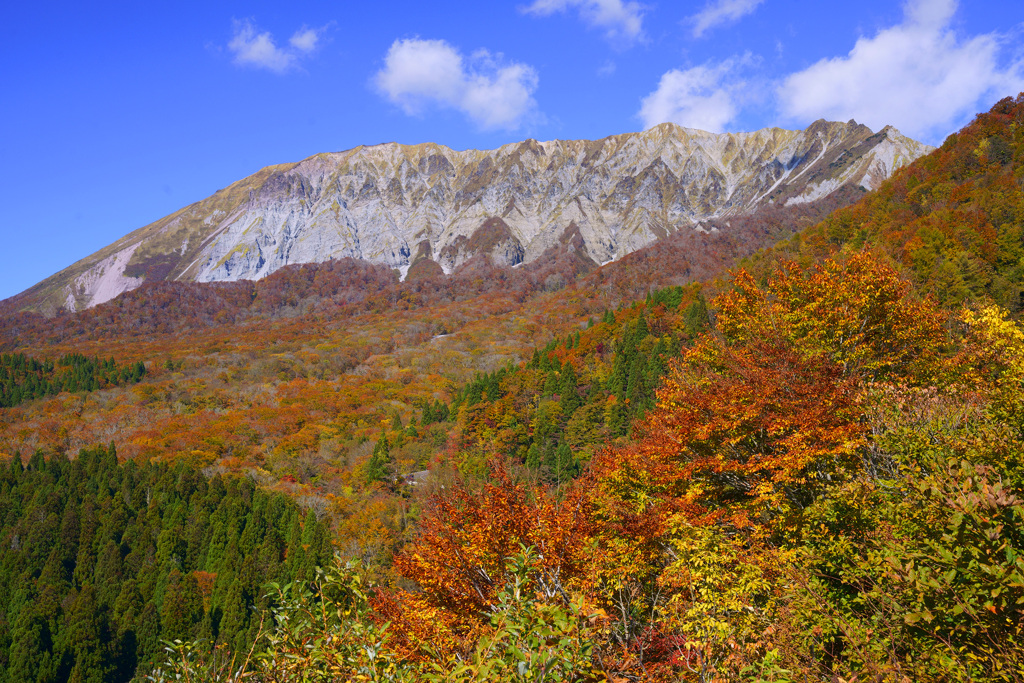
[10,120,931,314]
[755,94,1024,312]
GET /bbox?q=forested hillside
[0,353,145,408]
[150,252,1024,682]
[0,445,332,683]
[763,95,1024,310]
[443,285,707,481]
[1,95,1023,682]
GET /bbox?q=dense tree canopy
[0,352,145,408]
[0,444,332,682]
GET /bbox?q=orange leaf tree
[379,463,594,658]
[581,252,953,679]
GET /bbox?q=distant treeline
[0,444,334,682]
[0,352,146,407]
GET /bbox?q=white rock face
[69,244,144,309]
[22,120,933,312]
[189,121,930,284]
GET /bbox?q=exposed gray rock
[16,121,933,312]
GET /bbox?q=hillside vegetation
[0,95,1022,681]
[0,353,145,408]
[0,445,333,683]
[765,95,1024,310]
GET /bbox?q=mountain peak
[9,121,933,314]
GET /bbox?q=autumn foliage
[367,250,1023,681]
[6,95,1024,682]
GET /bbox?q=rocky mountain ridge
[12,120,932,314]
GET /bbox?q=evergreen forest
[0,353,146,408]
[0,445,332,683]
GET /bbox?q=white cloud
[523,0,645,46]
[637,60,748,132]
[374,38,540,131]
[289,26,323,53]
[228,19,325,74]
[689,0,764,38]
[779,0,1024,142]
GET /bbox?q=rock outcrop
[12,121,932,313]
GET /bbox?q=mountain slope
[756,94,1024,312]
[12,121,930,314]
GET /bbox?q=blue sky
[2,0,1022,300]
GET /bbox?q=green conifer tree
[160,571,204,642]
[526,443,541,471]
[560,363,581,413]
[63,584,115,683]
[365,430,392,483]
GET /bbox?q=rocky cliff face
[13,120,932,313]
